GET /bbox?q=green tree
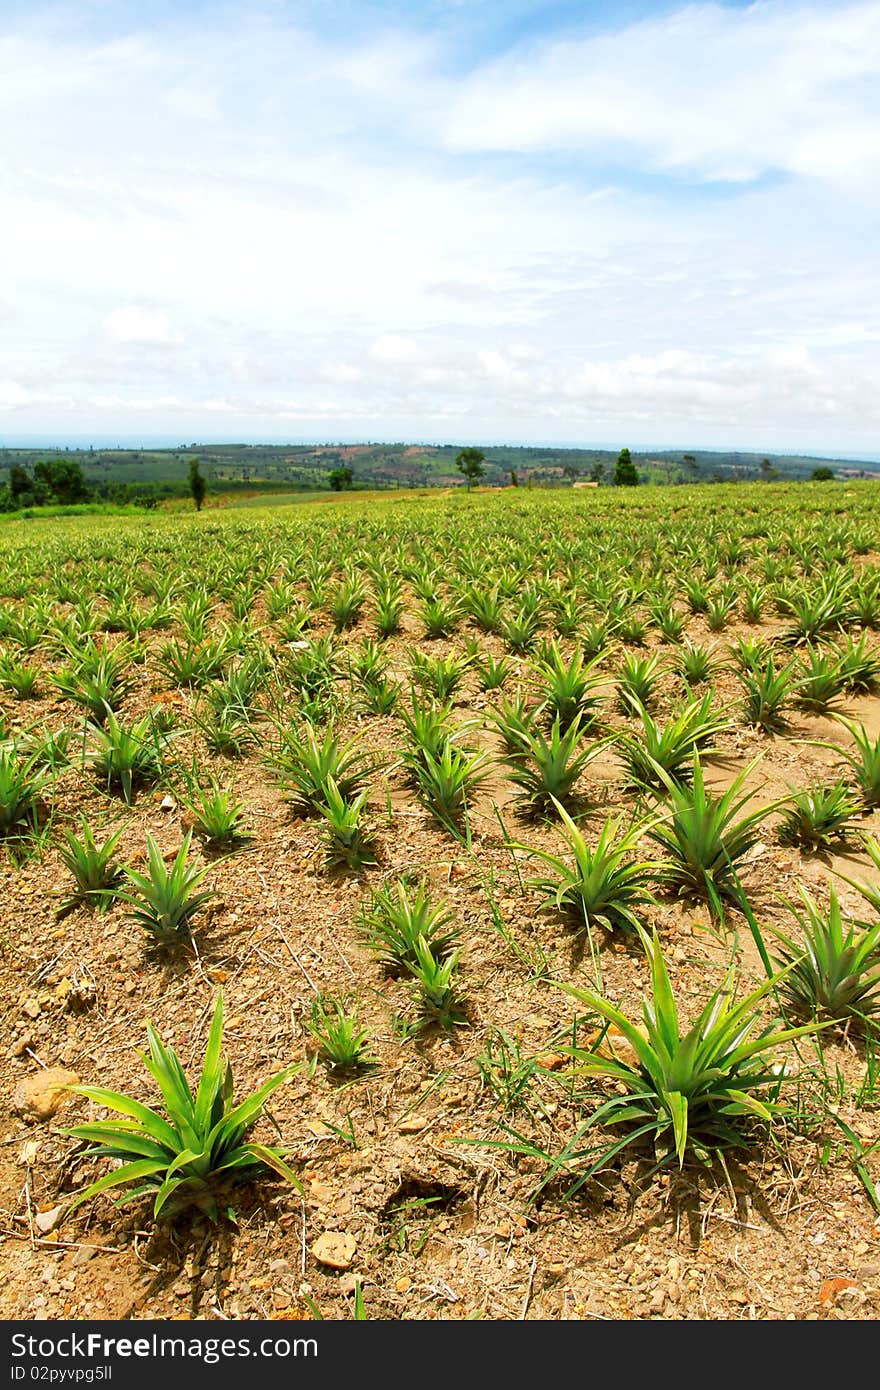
[8,464,32,504]
[454,447,486,489]
[589,461,605,485]
[811,466,835,481]
[188,457,207,512]
[759,457,779,482]
[614,448,639,487]
[328,466,353,491]
[33,458,90,504]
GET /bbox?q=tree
[759,457,779,482]
[328,466,353,491]
[509,469,519,487]
[188,457,207,512]
[811,466,835,481]
[613,447,639,487]
[33,458,90,505]
[8,465,32,504]
[589,461,605,485]
[454,447,486,489]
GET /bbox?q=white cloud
[440,2,880,184]
[104,307,182,345]
[368,335,425,364]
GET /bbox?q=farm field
[2,482,880,1322]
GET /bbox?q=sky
[1,0,879,454]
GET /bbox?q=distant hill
[1,441,877,502]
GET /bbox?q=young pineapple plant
[487,690,544,754]
[647,594,685,643]
[120,832,216,943]
[306,994,376,1071]
[271,722,378,813]
[501,714,608,814]
[462,584,504,635]
[827,719,880,808]
[767,884,880,1032]
[794,645,848,715]
[86,711,168,804]
[399,691,461,771]
[521,801,664,935]
[705,593,738,633]
[407,936,465,1029]
[181,777,247,846]
[360,674,400,715]
[577,618,613,662]
[53,644,131,722]
[0,654,40,699]
[317,777,378,870]
[531,642,606,733]
[647,756,778,918]
[420,595,461,639]
[837,632,880,694]
[329,577,367,632]
[777,780,860,850]
[475,653,513,692]
[409,649,470,702]
[779,577,852,644]
[728,634,775,674]
[0,746,48,834]
[616,690,730,791]
[404,738,491,833]
[63,992,301,1221]
[57,818,126,912]
[549,927,820,1181]
[742,583,767,625]
[374,582,403,638]
[501,601,542,654]
[358,882,457,984]
[676,640,717,687]
[616,653,663,711]
[738,658,798,734]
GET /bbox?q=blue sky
[1,0,879,453]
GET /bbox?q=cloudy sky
[1,0,879,453]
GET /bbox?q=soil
[1,497,880,1324]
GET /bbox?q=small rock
[311,1232,357,1270]
[160,796,175,811]
[21,999,42,1021]
[8,1037,34,1059]
[13,1068,80,1121]
[649,1288,667,1314]
[35,1205,67,1235]
[20,1140,39,1166]
[398,1116,428,1134]
[72,1246,100,1267]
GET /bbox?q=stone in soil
[13,1068,80,1121]
[311,1232,357,1270]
